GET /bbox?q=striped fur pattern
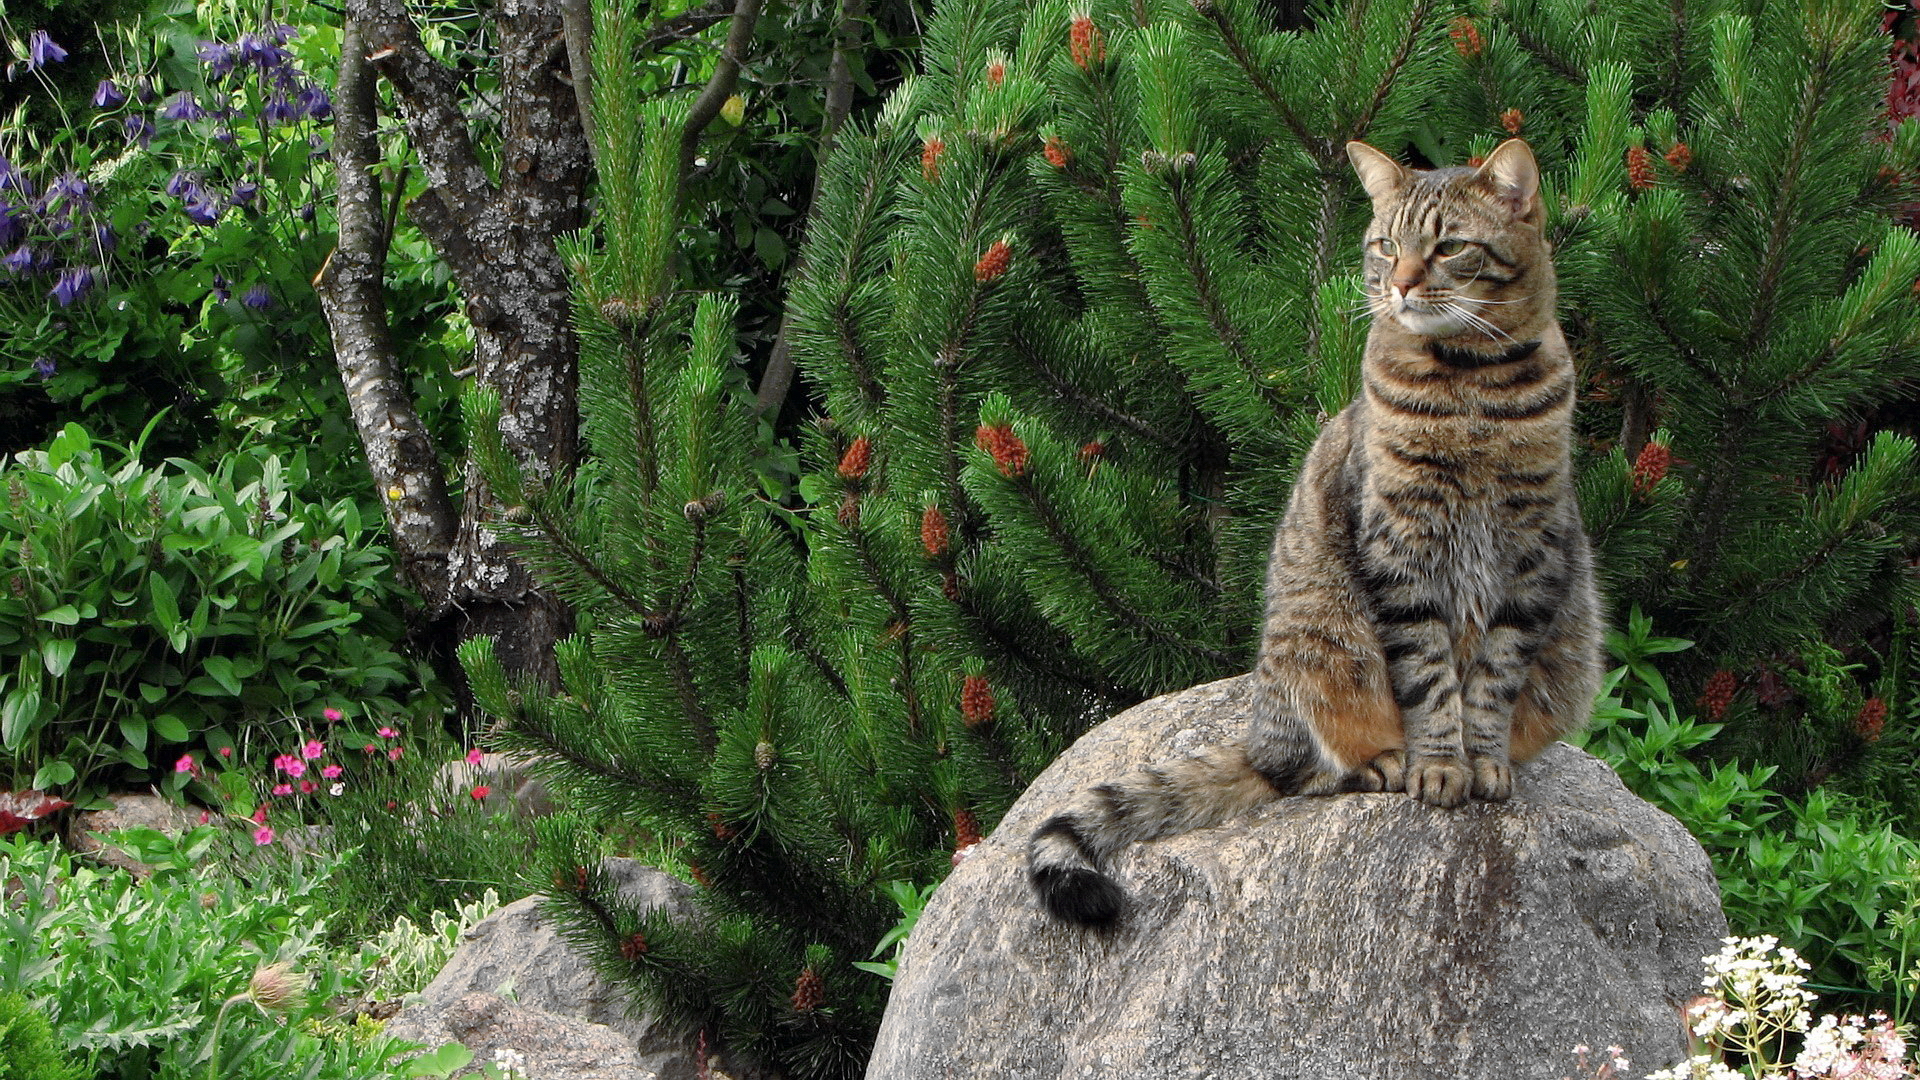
[1030,139,1602,924]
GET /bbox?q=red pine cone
[1855,697,1888,742]
[954,807,982,851]
[1500,108,1524,135]
[987,60,1006,86]
[708,811,737,841]
[791,967,825,1013]
[1069,15,1107,70]
[837,492,861,526]
[1698,669,1738,722]
[837,436,872,481]
[1631,440,1671,495]
[1465,155,1486,167]
[974,423,1029,476]
[688,861,712,887]
[1665,141,1692,173]
[922,137,946,181]
[1627,145,1656,191]
[921,503,950,556]
[1079,440,1105,463]
[975,240,1013,283]
[621,932,649,960]
[1449,17,1483,59]
[961,673,995,727]
[1043,136,1072,168]
[942,571,962,602]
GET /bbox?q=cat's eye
[1434,238,1471,256]
[1371,238,1397,256]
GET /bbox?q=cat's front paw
[1360,749,1406,792]
[1404,757,1471,808]
[1471,757,1513,801]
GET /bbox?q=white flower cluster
[1794,1013,1910,1079]
[491,1046,527,1079]
[1633,936,1918,1080]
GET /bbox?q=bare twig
[560,0,599,162]
[677,0,765,200]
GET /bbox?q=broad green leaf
[119,715,149,752]
[2,689,43,749]
[31,760,75,788]
[41,638,76,676]
[151,713,190,742]
[38,605,82,626]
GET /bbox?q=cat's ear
[1346,142,1409,205]
[1477,138,1543,223]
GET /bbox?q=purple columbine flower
[262,94,297,126]
[27,30,67,70]
[0,201,19,248]
[50,266,93,306]
[241,283,272,309]
[230,180,259,206]
[236,34,289,73]
[197,41,237,79]
[297,84,331,121]
[212,126,235,145]
[164,170,197,198]
[297,202,315,223]
[267,23,297,45]
[32,357,56,380]
[2,246,35,275]
[92,79,126,108]
[211,273,230,302]
[92,223,115,254]
[0,157,30,197]
[132,75,157,103]
[184,197,221,226]
[123,114,156,146]
[46,172,89,215]
[159,92,206,122]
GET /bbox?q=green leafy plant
[1575,615,1920,1026]
[356,888,505,1000]
[0,422,442,795]
[0,991,86,1080]
[0,834,420,1080]
[850,880,941,982]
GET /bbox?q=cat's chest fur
[1348,335,1576,632]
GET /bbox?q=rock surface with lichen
[867,674,1725,1080]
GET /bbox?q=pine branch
[1741,47,1837,363]
[1012,474,1237,671]
[1020,338,1181,450]
[1164,175,1289,415]
[1342,0,1434,143]
[1198,3,1330,161]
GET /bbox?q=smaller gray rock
[66,792,203,875]
[432,992,656,1080]
[386,859,773,1080]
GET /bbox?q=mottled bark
[333,0,591,688]
[315,19,460,604]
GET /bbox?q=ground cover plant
[0,833,422,1080]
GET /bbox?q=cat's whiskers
[1441,300,1516,344]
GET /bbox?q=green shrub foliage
[0,423,438,793]
[0,835,418,1080]
[463,0,1920,1073]
[0,991,86,1080]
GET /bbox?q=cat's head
[1346,138,1553,343]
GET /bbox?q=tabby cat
[1028,137,1602,925]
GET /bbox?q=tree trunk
[321,0,591,691]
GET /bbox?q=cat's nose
[1391,258,1426,292]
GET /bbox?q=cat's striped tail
[1027,744,1281,924]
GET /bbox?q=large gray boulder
[869,675,1726,1080]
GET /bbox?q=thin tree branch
[315,17,459,606]
[560,0,599,164]
[754,0,870,417]
[643,0,736,52]
[677,0,765,200]
[349,0,495,219]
